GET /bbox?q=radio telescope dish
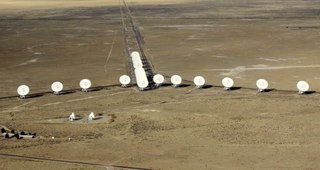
[153,74,164,87]
[132,59,143,68]
[79,79,91,92]
[51,81,63,95]
[137,80,148,90]
[119,75,131,87]
[131,55,141,61]
[88,112,95,121]
[222,77,234,90]
[69,112,75,121]
[171,75,182,87]
[135,67,149,90]
[193,76,205,88]
[130,51,140,58]
[297,81,309,94]
[17,85,30,98]
[256,79,269,92]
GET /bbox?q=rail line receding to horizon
[120,0,156,89]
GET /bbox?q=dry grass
[0,0,192,13]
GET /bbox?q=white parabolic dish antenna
[133,59,143,68]
[153,74,164,84]
[88,112,95,121]
[297,81,309,93]
[131,51,140,58]
[193,76,205,87]
[171,75,182,86]
[256,79,268,91]
[222,77,234,88]
[137,79,148,89]
[135,67,149,89]
[17,85,30,97]
[119,75,131,86]
[51,81,63,93]
[131,55,141,61]
[79,79,91,90]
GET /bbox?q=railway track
[120,0,156,89]
[0,153,151,170]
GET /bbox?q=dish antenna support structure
[51,81,63,95]
[131,51,143,69]
[222,77,234,90]
[297,81,309,94]
[79,79,91,92]
[256,79,269,92]
[171,75,182,88]
[193,76,205,89]
[130,51,140,58]
[17,85,30,99]
[135,67,149,91]
[69,112,75,121]
[119,75,131,87]
[153,74,165,87]
[88,112,95,121]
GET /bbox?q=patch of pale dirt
[1,1,320,169]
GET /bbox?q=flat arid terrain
[1,0,320,169]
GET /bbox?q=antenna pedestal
[19,95,26,99]
[224,87,231,91]
[88,112,95,121]
[196,85,203,89]
[138,87,145,91]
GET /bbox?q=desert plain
[0,0,320,169]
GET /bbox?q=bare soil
[1,0,320,169]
